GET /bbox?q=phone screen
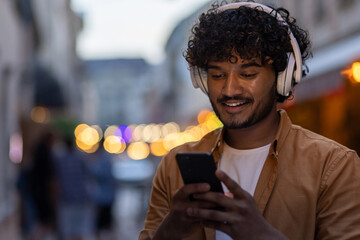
[176,152,223,193]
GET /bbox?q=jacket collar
[209,109,292,162]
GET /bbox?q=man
[139,1,360,239]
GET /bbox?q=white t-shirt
[216,142,271,240]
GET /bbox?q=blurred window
[15,0,34,24]
[338,0,356,10]
[315,0,326,24]
[1,66,11,106]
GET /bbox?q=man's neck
[224,109,280,150]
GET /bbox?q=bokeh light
[31,106,50,124]
[75,124,101,152]
[104,125,118,138]
[185,125,206,142]
[143,124,162,143]
[114,125,125,138]
[142,124,154,142]
[76,138,95,151]
[124,125,135,143]
[163,132,180,151]
[91,125,103,140]
[127,142,150,160]
[150,139,168,156]
[352,62,360,83]
[9,133,23,164]
[114,125,131,142]
[198,109,211,124]
[75,124,89,138]
[204,111,223,131]
[104,135,126,154]
[82,142,99,153]
[73,110,222,157]
[151,124,162,142]
[342,61,360,84]
[80,127,99,146]
[132,124,145,142]
[161,122,180,137]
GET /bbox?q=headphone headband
[189,2,303,97]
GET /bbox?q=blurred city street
[1,0,360,239]
[111,157,155,240]
[114,185,150,240]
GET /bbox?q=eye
[207,70,225,80]
[241,73,258,79]
[211,74,225,79]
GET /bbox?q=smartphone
[176,152,224,193]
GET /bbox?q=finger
[192,191,233,209]
[186,207,233,224]
[201,220,229,233]
[215,170,249,199]
[176,183,210,199]
[188,208,237,235]
[185,202,224,223]
[224,192,234,199]
[189,199,221,210]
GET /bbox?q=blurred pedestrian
[30,131,57,240]
[53,135,95,240]
[16,164,36,238]
[88,140,116,240]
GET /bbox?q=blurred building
[161,0,360,154]
[275,0,360,154]
[31,0,84,117]
[84,58,153,127]
[19,0,85,154]
[0,0,86,238]
[0,0,32,238]
[162,17,211,125]
[19,0,85,168]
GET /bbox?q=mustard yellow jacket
[139,110,360,240]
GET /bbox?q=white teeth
[225,102,244,107]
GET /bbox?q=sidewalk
[113,185,151,240]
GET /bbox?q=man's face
[207,56,277,129]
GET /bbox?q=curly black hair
[185,0,312,102]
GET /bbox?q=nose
[221,72,243,97]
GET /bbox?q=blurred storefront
[285,55,360,154]
[275,0,360,154]
[0,0,35,238]
[0,0,86,238]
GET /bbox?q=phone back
[176,152,223,193]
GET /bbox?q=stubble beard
[209,84,277,129]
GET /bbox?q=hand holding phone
[176,152,224,193]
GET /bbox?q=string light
[73,109,222,159]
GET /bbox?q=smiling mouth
[224,101,247,107]
[217,96,253,111]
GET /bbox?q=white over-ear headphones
[189,2,303,97]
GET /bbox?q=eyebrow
[207,62,262,70]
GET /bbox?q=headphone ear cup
[190,66,208,94]
[277,53,295,97]
[190,66,200,88]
